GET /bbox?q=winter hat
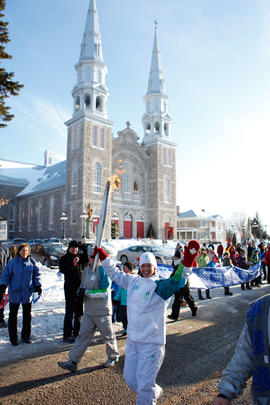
[68,240,79,249]
[174,250,181,259]
[140,252,157,268]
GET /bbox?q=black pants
[63,293,82,338]
[171,283,197,320]
[0,307,4,322]
[8,302,32,343]
[120,305,128,330]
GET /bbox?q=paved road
[1,285,269,404]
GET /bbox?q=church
[0,0,177,241]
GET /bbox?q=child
[94,240,200,405]
[114,262,135,336]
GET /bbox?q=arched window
[164,123,169,136]
[95,162,102,193]
[154,121,160,133]
[85,94,91,108]
[145,123,151,135]
[123,162,131,198]
[96,96,102,111]
[72,164,79,194]
[165,178,171,202]
[75,96,80,111]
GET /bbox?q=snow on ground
[0,238,267,365]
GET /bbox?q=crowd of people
[1,238,270,404]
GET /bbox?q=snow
[0,238,268,365]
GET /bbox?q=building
[0,0,177,241]
[176,209,226,244]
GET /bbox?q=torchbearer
[94,240,200,405]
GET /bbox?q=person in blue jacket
[0,243,42,346]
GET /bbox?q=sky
[1,0,270,232]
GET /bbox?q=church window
[75,96,80,111]
[85,94,91,108]
[38,199,42,232]
[95,162,102,193]
[49,196,54,230]
[92,126,98,146]
[168,149,172,166]
[163,148,167,165]
[100,128,105,149]
[165,178,171,203]
[154,121,160,133]
[164,123,169,136]
[18,201,22,233]
[96,96,102,111]
[72,163,79,194]
[28,200,33,232]
[145,123,151,135]
[123,162,131,198]
[71,207,77,224]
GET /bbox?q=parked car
[117,245,173,265]
[27,239,44,245]
[31,243,66,268]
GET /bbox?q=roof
[179,210,197,218]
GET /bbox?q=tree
[230,211,248,241]
[0,0,23,128]
[111,220,119,239]
[250,212,268,240]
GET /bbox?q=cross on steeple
[126,121,131,128]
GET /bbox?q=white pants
[124,339,165,405]
[69,313,119,364]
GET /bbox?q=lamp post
[80,210,88,240]
[60,212,68,240]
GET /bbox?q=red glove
[182,240,200,267]
[93,246,108,261]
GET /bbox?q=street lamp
[80,210,88,239]
[60,212,68,240]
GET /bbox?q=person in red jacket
[217,243,224,261]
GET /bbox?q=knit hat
[140,252,157,268]
[68,240,79,249]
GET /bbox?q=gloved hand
[77,288,85,299]
[0,284,7,294]
[93,246,108,261]
[182,240,200,268]
[34,285,42,294]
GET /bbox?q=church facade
[0,0,177,241]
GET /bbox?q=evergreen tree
[111,220,119,239]
[250,212,268,240]
[0,0,23,128]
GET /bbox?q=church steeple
[142,22,171,143]
[71,0,109,119]
[80,0,103,62]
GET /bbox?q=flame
[108,175,121,192]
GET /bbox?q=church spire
[147,21,166,95]
[142,22,171,142]
[80,0,103,61]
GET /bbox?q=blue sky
[2,0,270,233]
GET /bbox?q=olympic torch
[92,176,120,272]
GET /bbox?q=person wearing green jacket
[196,248,211,300]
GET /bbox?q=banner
[157,263,261,289]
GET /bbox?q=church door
[124,220,132,239]
[137,221,144,238]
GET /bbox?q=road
[1,285,269,404]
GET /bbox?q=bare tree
[230,211,249,241]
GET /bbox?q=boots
[197,289,204,300]
[206,289,212,299]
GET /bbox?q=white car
[117,245,173,265]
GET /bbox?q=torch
[92,176,120,272]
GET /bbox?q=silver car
[117,245,172,265]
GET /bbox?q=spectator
[58,255,119,371]
[0,243,41,345]
[213,294,270,404]
[196,248,211,299]
[0,243,11,328]
[250,247,260,287]
[237,249,252,290]
[222,252,233,296]
[168,251,198,320]
[217,243,224,261]
[263,245,270,283]
[59,240,88,342]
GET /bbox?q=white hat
[140,252,157,268]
